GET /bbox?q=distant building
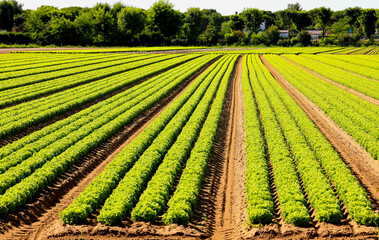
[279,30,323,40]
[307,30,322,40]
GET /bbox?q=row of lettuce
[264,55,378,161]
[60,54,237,225]
[0,54,183,108]
[0,54,219,217]
[243,54,378,226]
[283,54,379,100]
[0,52,377,228]
[0,54,198,139]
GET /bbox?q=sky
[20,0,379,15]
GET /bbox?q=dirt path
[0,60,217,240]
[281,56,379,107]
[260,55,379,220]
[211,56,250,239]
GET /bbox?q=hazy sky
[20,0,378,15]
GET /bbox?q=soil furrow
[280,56,379,106]
[211,55,250,239]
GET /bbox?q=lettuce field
[0,47,378,240]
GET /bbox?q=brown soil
[0,59,217,240]
[280,56,379,107]
[210,56,251,239]
[260,54,379,238]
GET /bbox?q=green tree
[0,0,22,31]
[241,8,263,35]
[24,5,60,44]
[345,7,361,31]
[358,9,377,42]
[264,25,279,45]
[92,4,116,45]
[117,7,146,35]
[48,16,77,45]
[262,10,275,30]
[112,1,125,17]
[287,2,302,11]
[277,10,293,44]
[292,11,312,31]
[60,7,82,21]
[201,11,223,45]
[331,16,350,34]
[230,14,244,31]
[183,7,203,45]
[314,7,332,39]
[147,0,182,43]
[73,10,96,45]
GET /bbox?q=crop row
[0,54,179,108]
[0,54,94,73]
[241,55,274,224]
[0,56,212,165]
[0,54,197,140]
[98,55,237,225]
[0,54,217,218]
[257,55,378,225]
[0,54,159,91]
[0,54,77,69]
[284,55,379,100]
[352,47,377,55]
[368,48,379,55]
[264,55,379,160]
[162,55,236,225]
[247,55,310,226]
[251,54,342,223]
[0,54,125,79]
[60,54,231,225]
[324,54,379,71]
[0,55,214,192]
[301,54,379,80]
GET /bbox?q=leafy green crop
[162,55,237,225]
[0,54,217,219]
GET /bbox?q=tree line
[0,0,378,46]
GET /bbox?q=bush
[224,30,245,45]
[319,34,337,46]
[277,39,289,46]
[250,32,267,45]
[264,25,279,46]
[297,30,311,46]
[337,33,352,46]
[0,32,32,44]
[290,37,299,45]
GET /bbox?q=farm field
[0,47,378,240]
